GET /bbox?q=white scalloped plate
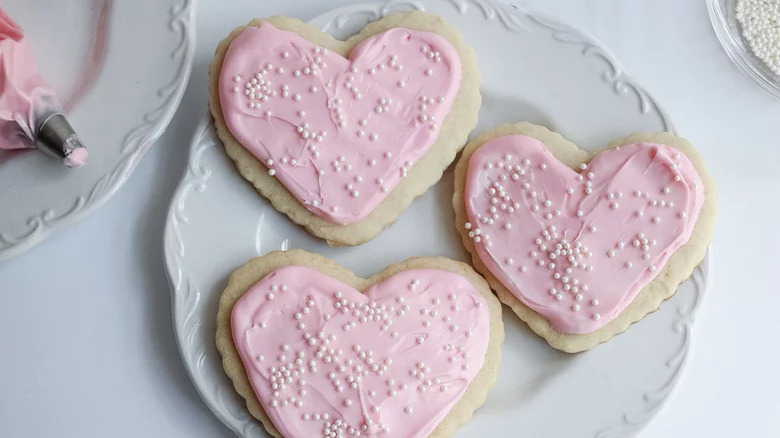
[0,0,195,261]
[164,1,710,437]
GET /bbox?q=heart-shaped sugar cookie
[210,13,480,246]
[217,250,503,438]
[453,123,716,353]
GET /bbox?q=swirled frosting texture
[219,22,461,224]
[464,135,705,334]
[231,266,489,437]
[0,9,58,150]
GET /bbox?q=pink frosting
[219,22,461,224]
[231,266,490,437]
[463,135,705,334]
[64,145,88,168]
[0,8,59,151]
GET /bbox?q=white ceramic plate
[0,0,195,261]
[164,1,710,437]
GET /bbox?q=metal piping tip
[34,113,88,168]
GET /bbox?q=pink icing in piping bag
[0,8,87,168]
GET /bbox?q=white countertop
[1,0,777,436]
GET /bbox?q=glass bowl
[708,0,780,99]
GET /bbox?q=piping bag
[0,8,87,168]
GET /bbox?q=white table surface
[1,0,777,436]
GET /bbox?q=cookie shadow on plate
[476,89,556,136]
[476,307,575,415]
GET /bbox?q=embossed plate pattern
[164,1,709,437]
[0,0,196,261]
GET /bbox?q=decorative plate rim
[0,0,198,262]
[164,1,710,437]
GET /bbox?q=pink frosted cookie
[216,250,503,438]
[209,12,480,246]
[453,123,717,352]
